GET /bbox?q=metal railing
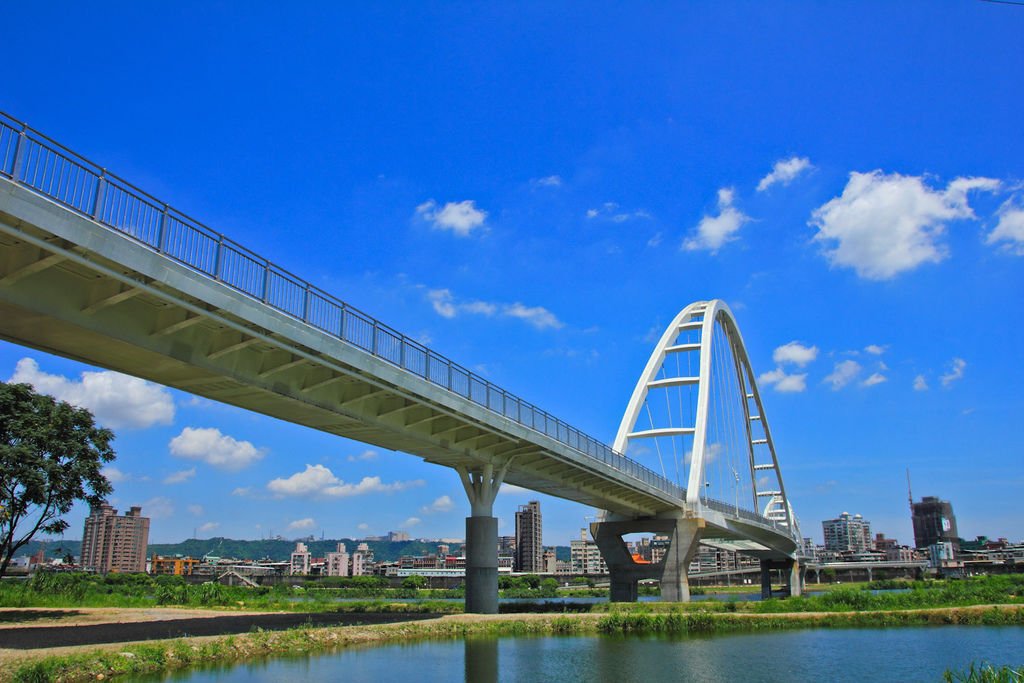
[0,111,781,528]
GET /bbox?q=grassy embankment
[6,605,1024,682]
[4,574,1024,682]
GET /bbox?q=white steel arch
[614,300,799,538]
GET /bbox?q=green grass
[943,663,1024,682]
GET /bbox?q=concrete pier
[591,516,705,602]
[457,462,510,614]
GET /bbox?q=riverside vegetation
[3,574,1024,682]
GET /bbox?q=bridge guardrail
[0,112,781,528]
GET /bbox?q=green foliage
[401,575,427,589]
[0,382,115,577]
[943,663,1024,682]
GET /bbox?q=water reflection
[465,637,497,683]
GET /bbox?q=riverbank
[3,605,1023,682]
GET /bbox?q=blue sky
[2,2,1022,546]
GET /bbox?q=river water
[156,626,1022,682]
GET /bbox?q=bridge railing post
[11,126,28,182]
[91,171,107,220]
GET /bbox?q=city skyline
[2,3,1021,546]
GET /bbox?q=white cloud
[647,232,663,248]
[586,202,651,223]
[772,342,819,367]
[197,522,219,533]
[402,517,421,529]
[164,467,196,485]
[684,442,723,466]
[102,466,130,484]
[357,523,369,531]
[499,484,531,496]
[187,504,204,517]
[287,518,316,532]
[913,375,929,392]
[231,487,252,497]
[864,344,887,355]
[757,156,813,192]
[824,360,861,390]
[347,449,379,463]
[10,358,175,430]
[810,171,1000,280]
[169,427,265,471]
[503,302,564,330]
[267,464,424,499]
[940,358,967,387]
[143,496,174,519]
[861,373,887,387]
[987,198,1024,255]
[421,495,454,514]
[426,289,563,330]
[416,199,487,237]
[683,187,751,253]
[532,175,562,188]
[758,367,808,393]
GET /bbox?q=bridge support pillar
[457,462,511,615]
[760,558,802,598]
[591,516,704,603]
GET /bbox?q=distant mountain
[23,538,571,563]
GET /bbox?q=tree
[0,381,115,577]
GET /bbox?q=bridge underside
[0,179,683,518]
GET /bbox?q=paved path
[0,611,435,650]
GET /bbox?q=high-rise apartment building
[570,528,608,575]
[290,542,311,575]
[911,496,959,552]
[515,501,543,573]
[822,512,872,553]
[81,504,149,573]
[325,542,350,577]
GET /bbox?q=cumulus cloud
[164,468,196,485]
[143,496,174,519]
[10,358,174,430]
[187,504,204,517]
[987,198,1024,255]
[425,289,563,330]
[357,523,369,531]
[758,367,808,393]
[347,449,378,463]
[864,344,887,355]
[102,466,130,484]
[824,360,861,390]
[532,175,562,188]
[267,464,424,499]
[861,373,887,387]
[169,427,265,471]
[416,199,487,237]
[757,156,813,192]
[810,171,1000,280]
[683,188,751,253]
[503,302,563,330]
[287,517,316,532]
[231,487,252,497]
[421,495,455,514]
[940,358,967,387]
[197,522,219,533]
[913,375,929,392]
[585,202,651,223]
[772,342,819,367]
[402,517,421,529]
